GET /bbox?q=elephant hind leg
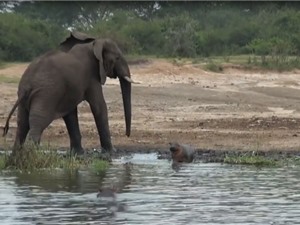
[13,104,29,151]
[27,106,54,145]
[63,107,84,155]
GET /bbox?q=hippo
[97,188,117,199]
[97,187,127,212]
[169,142,195,163]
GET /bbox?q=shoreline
[2,146,300,164]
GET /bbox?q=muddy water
[1,153,300,225]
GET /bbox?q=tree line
[1,1,300,62]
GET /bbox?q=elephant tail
[3,94,24,137]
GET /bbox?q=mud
[1,59,300,161]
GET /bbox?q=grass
[0,75,20,83]
[248,55,300,72]
[0,61,11,70]
[202,54,300,72]
[0,155,5,170]
[160,54,300,72]
[203,60,223,73]
[282,157,300,167]
[91,160,110,174]
[0,143,110,173]
[126,54,151,65]
[0,61,5,69]
[224,154,278,167]
[224,151,300,167]
[2,54,299,77]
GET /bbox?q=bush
[0,13,65,61]
[3,2,300,61]
[204,60,223,73]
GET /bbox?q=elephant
[169,142,195,163]
[3,31,134,156]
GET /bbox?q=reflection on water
[1,153,300,224]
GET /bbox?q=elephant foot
[72,148,112,162]
[69,147,85,156]
[95,148,113,162]
[101,146,117,154]
[99,152,112,162]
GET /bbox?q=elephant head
[92,39,133,137]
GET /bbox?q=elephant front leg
[63,107,84,155]
[86,87,114,154]
[90,103,114,153]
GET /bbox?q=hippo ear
[59,31,95,52]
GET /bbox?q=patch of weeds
[224,153,278,167]
[246,55,300,72]
[223,55,230,63]
[282,156,300,167]
[0,75,20,83]
[204,60,223,73]
[0,61,5,69]
[3,143,110,173]
[0,61,13,69]
[126,55,150,65]
[59,155,83,170]
[0,155,6,170]
[90,159,110,174]
[5,144,64,171]
[191,58,202,64]
[171,58,184,66]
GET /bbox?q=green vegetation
[224,152,300,167]
[204,60,223,73]
[91,160,110,175]
[1,143,110,173]
[0,13,66,61]
[224,154,278,167]
[285,157,300,167]
[1,2,300,70]
[0,75,20,83]
[247,55,300,72]
[0,61,5,69]
[0,155,5,170]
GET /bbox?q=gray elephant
[3,31,134,156]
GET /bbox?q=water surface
[1,153,300,224]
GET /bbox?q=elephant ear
[59,31,95,52]
[93,40,107,85]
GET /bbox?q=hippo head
[169,142,181,152]
[169,142,185,162]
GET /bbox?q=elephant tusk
[123,76,140,84]
[123,76,134,83]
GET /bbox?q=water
[1,153,300,225]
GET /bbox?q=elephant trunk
[120,78,131,137]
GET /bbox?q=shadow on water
[1,153,300,224]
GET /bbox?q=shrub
[0,13,65,61]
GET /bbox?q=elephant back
[59,31,95,52]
